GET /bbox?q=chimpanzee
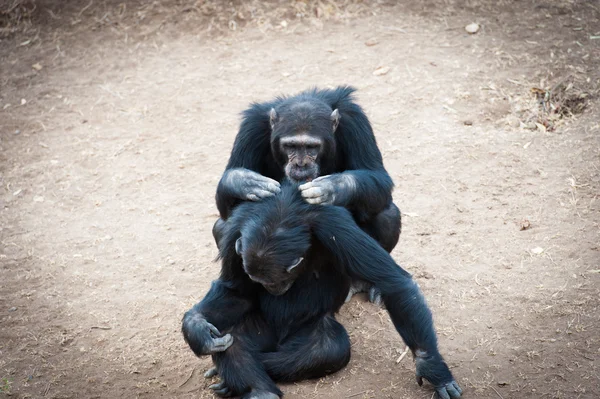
[214,86,401,303]
[183,183,462,399]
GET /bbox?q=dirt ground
[1,1,599,398]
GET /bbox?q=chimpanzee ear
[331,109,340,133]
[269,108,277,130]
[235,237,243,255]
[286,257,304,273]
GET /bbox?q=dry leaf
[32,63,43,71]
[373,66,391,76]
[33,196,45,202]
[531,247,544,255]
[520,219,531,231]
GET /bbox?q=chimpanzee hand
[415,352,462,399]
[224,168,281,201]
[299,174,355,205]
[181,313,233,356]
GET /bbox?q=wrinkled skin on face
[270,106,339,184]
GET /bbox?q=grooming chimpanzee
[183,183,462,399]
[214,86,401,303]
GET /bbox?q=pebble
[465,23,480,34]
[9,306,17,312]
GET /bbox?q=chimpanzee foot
[415,351,462,399]
[368,286,383,307]
[204,367,218,378]
[209,381,233,397]
[416,377,462,399]
[241,389,280,399]
[344,280,371,303]
[345,281,384,307]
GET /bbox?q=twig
[396,346,410,363]
[348,390,368,398]
[491,386,504,399]
[91,326,111,330]
[78,0,94,17]
[178,366,196,388]
[44,382,51,396]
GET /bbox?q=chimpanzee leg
[211,314,281,398]
[348,202,402,305]
[261,315,351,382]
[360,202,402,253]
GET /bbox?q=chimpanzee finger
[305,198,325,205]
[300,187,324,199]
[436,388,451,399]
[298,181,314,191]
[252,189,276,199]
[206,322,221,337]
[209,382,226,390]
[253,177,281,191]
[452,381,462,395]
[311,174,332,183]
[209,381,232,397]
[211,333,234,352]
[445,382,462,398]
[246,194,260,201]
[204,367,218,378]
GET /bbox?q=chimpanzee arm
[183,217,258,358]
[182,279,256,358]
[299,87,393,221]
[312,205,462,399]
[216,102,281,219]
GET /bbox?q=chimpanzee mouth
[288,168,318,183]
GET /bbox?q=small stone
[465,23,480,34]
[463,120,473,126]
[9,306,17,312]
[14,129,20,135]
[21,98,27,105]
[373,66,391,76]
[365,38,378,46]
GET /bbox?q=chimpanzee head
[269,98,339,183]
[235,211,311,296]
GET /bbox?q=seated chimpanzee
[182,183,462,399]
[213,86,402,304]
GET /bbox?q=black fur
[183,183,461,399]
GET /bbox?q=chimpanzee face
[279,135,321,183]
[235,224,311,296]
[269,104,339,183]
